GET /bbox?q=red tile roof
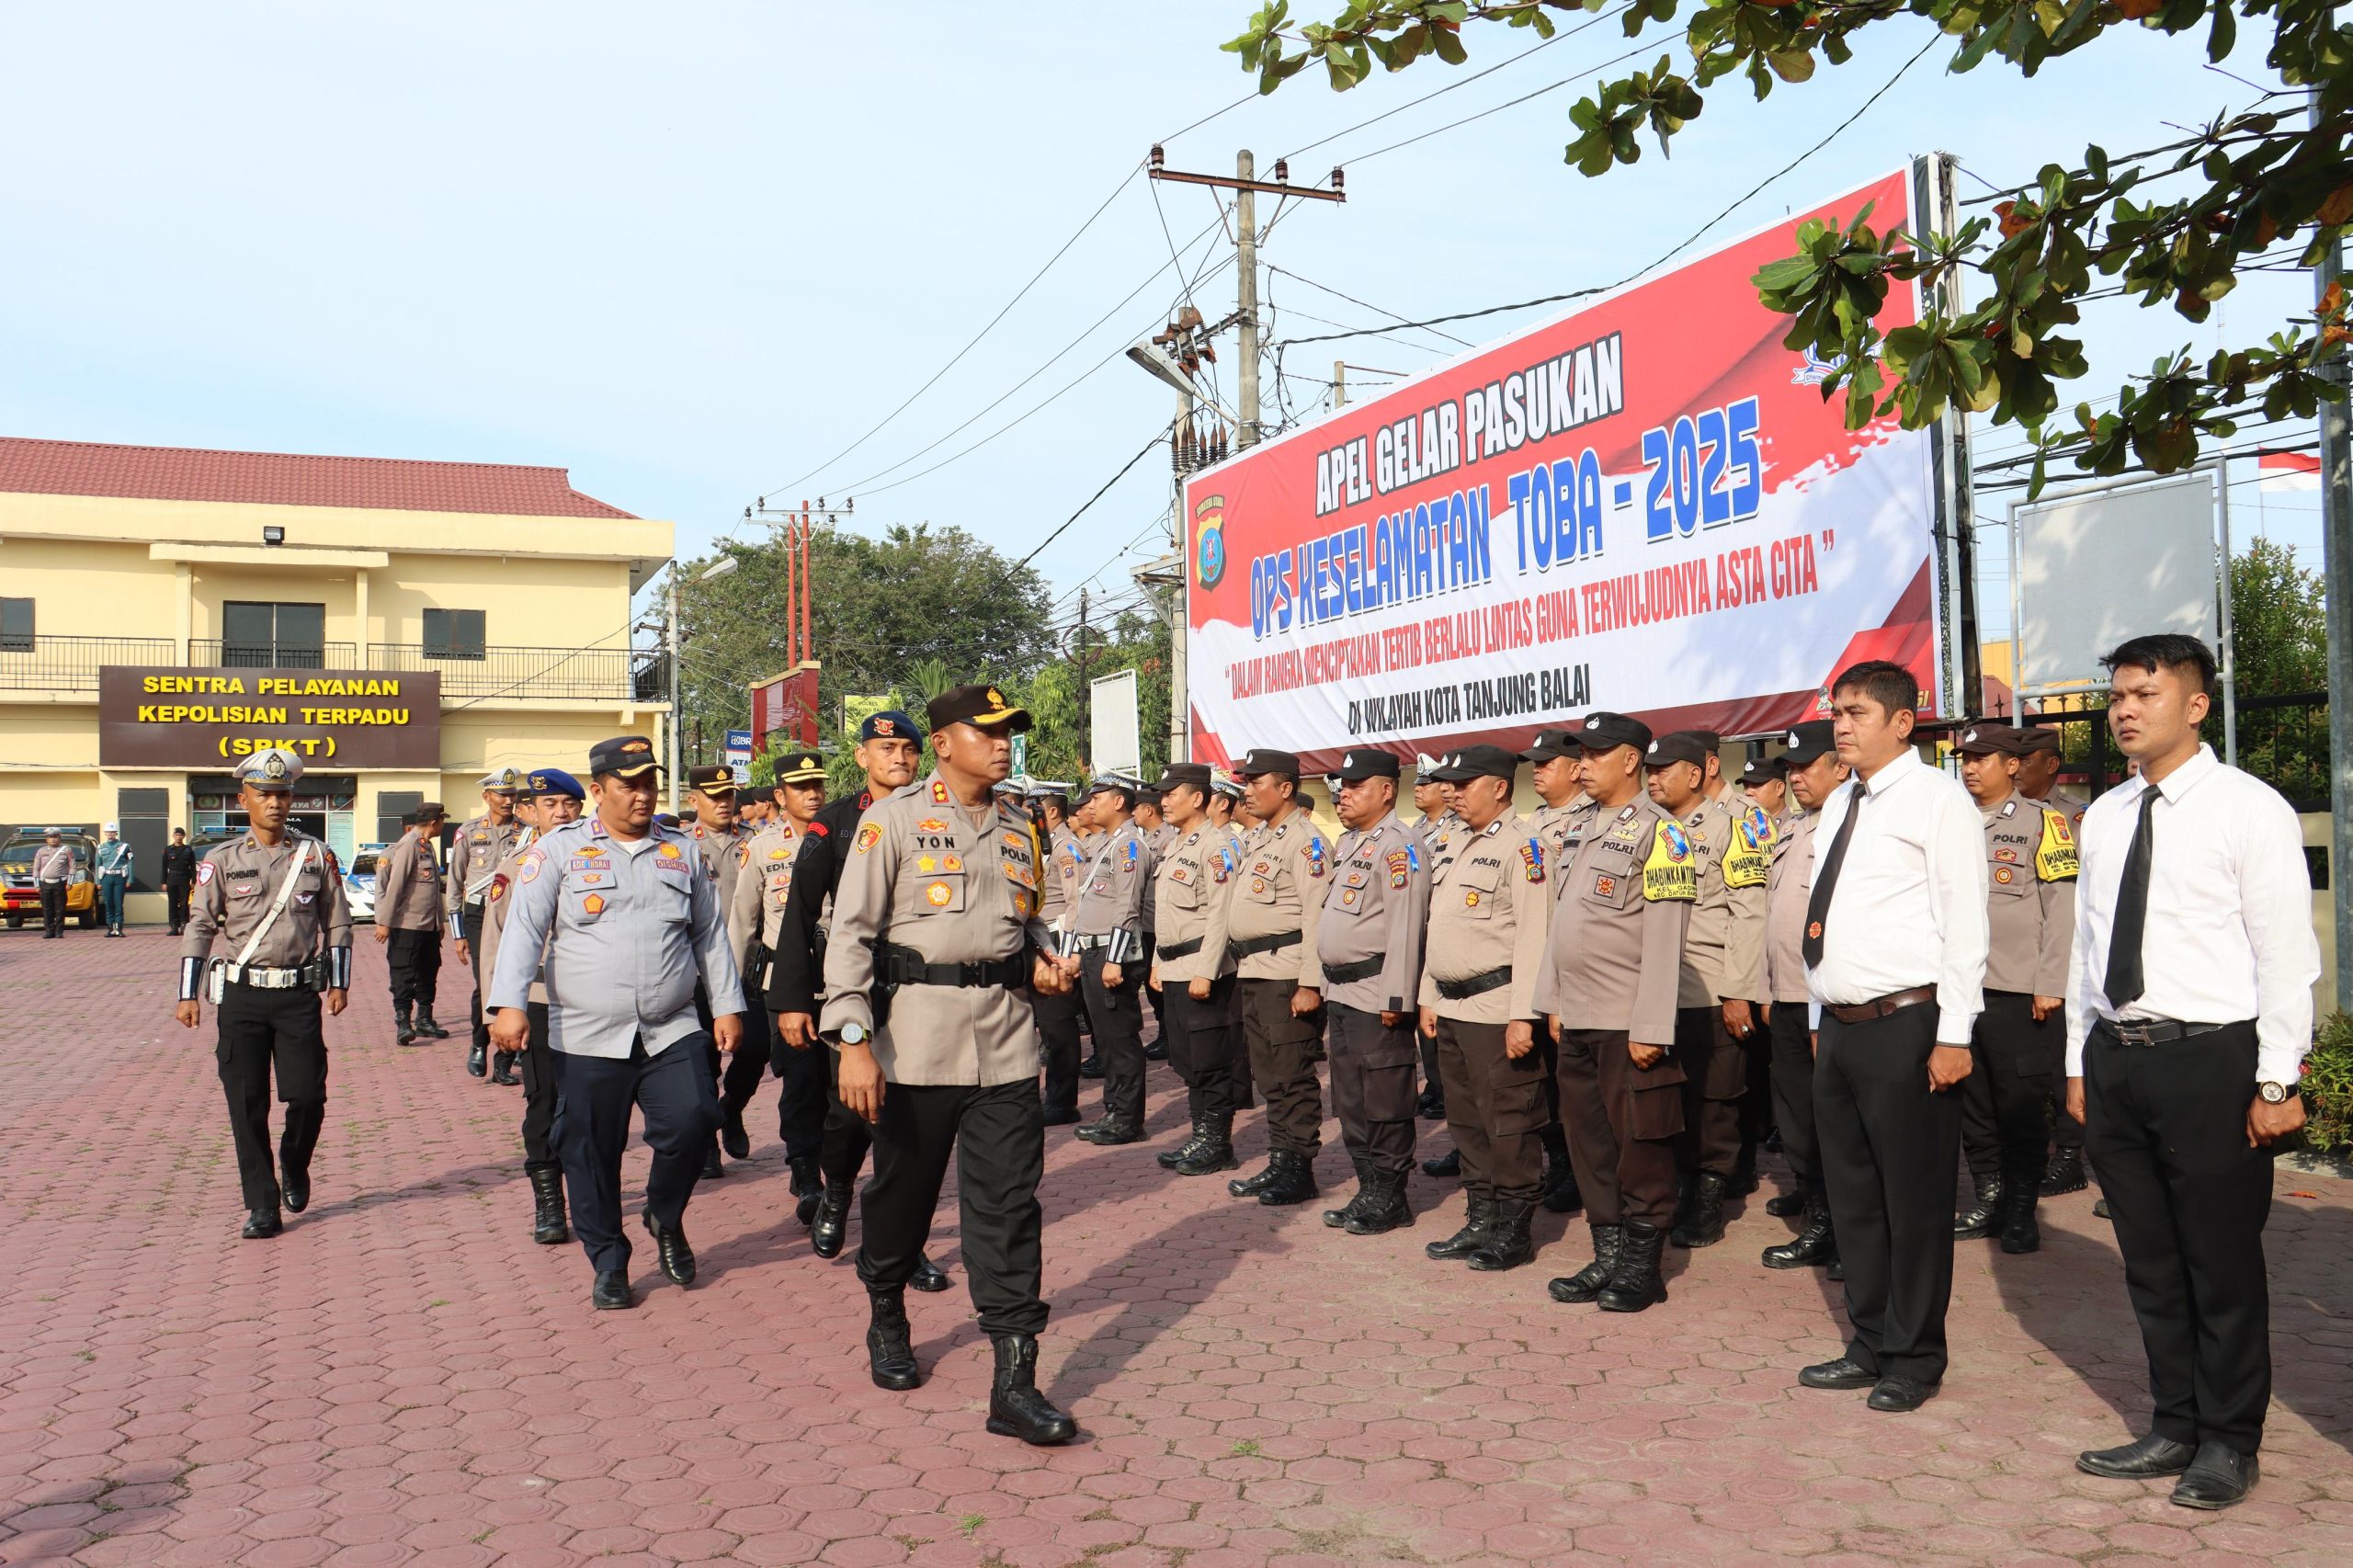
[0,437,638,519]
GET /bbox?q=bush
[2306,1014,2353,1157]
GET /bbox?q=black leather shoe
[527,1164,570,1244]
[283,1176,309,1214]
[1416,1089,1446,1121]
[1142,1040,1167,1062]
[1420,1148,1461,1178]
[592,1270,632,1310]
[1074,1118,1142,1146]
[1867,1375,1938,1413]
[490,1051,520,1086]
[700,1143,724,1181]
[1548,1223,1621,1304]
[640,1207,696,1286]
[394,1006,417,1047]
[2040,1146,2088,1197]
[1230,1159,1279,1199]
[1077,1055,1105,1080]
[1171,1115,1237,1176]
[985,1333,1076,1446]
[1322,1159,1378,1230]
[1669,1173,1728,1249]
[2076,1433,2198,1480]
[241,1207,283,1239]
[787,1156,824,1226]
[466,1041,487,1078]
[811,1186,852,1258]
[2000,1191,2041,1255]
[1763,1196,1836,1270]
[1764,1187,1810,1218]
[1798,1357,1878,1391]
[720,1105,750,1160]
[1040,1104,1081,1127]
[1466,1198,1537,1272]
[909,1255,951,1293]
[2169,1442,2257,1509]
[1953,1176,2004,1239]
[415,1013,449,1040]
[1425,1196,1494,1261]
[866,1287,923,1391]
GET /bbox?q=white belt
[220,961,308,989]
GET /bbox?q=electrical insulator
[1273,158,1289,184]
[1149,144,1165,172]
[1331,166,1346,195]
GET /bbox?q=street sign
[1010,733,1028,776]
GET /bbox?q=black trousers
[40,882,65,937]
[720,1002,775,1119]
[1673,1006,1747,1180]
[1960,991,2058,1193]
[385,927,440,1011]
[1556,1028,1682,1228]
[215,983,328,1210]
[165,881,193,932]
[460,903,490,1051]
[1814,1005,1959,1384]
[1240,977,1324,1157]
[770,1014,830,1163]
[2085,1020,2274,1454]
[1081,949,1146,1129]
[1325,1002,1416,1176]
[1434,1017,1547,1201]
[549,1033,721,1276]
[817,1045,878,1190]
[2049,1004,2086,1154]
[856,1079,1047,1335]
[1164,975,1238,1121]
[1738,1019,1773,1162]
[1033,984,1083,1116]
[1418,1027,1442,1104]
[519,1001,557,1168]
[1767,1000,1820,1190]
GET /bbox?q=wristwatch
[2257,1080,2295,1105]
[839,1023,869,1047]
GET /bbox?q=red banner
[749,664,819,755]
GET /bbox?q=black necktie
[2104,787,2159,1010]
[1801,784,1864,968]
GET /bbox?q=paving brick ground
[2,926,2348,1566]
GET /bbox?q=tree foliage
[2227,532,2326,694]
[1224,0,2351,494]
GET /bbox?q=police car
[341,843,391,920]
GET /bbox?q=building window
[222,601,326,667]
[0,597,30,653]
[422,608,486,661]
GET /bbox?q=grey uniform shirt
[31,844,74,883]
[817,772,1052,1086]
[487,817,741,1060]
[475,827,546,1012]
[1531,797,1600,911]
[1762,808,1817,1006]
[1981,793,2077,997]
[1152,824,1237,984]
[447,813,522,925]
[1315,811,1430,1015]
[1201,811,1329,985]
[1417,813,1550,1025]
[1530,797,1693,1045]
[373,833,444,933]
[1069,821,1155,964]
[180,829,354,969]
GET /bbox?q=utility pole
[1236,149,1260,450]
[1075,587,1092,773]
[1334,360,1347,410]
[1170,386,1194,764]
[2318,221,2352,1010]
[666,569,681,814]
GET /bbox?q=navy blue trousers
[551,1032,721,1276]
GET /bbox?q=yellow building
[0,436,673,924]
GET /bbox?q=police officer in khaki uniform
[477,767,585,1244]
[1314,749,1431,1236]
[820,685,1077,1446]
[174,748,353,1238]
[1760,723,1847,1273]
[1643,731,1762,1250]
[682,764,755,1179]
[373,803,449,1045]
[1021,779,1086,1127]
[1206,771,1258,1115]
[449,769,525,1079]
[1207,749,1329,1206]
[1508,728,1597,1210]
[1070,778,1157,1145]
[1953,724,2077,1254]
[1534,713,1694,1312]
[1727,755,1784,1191]
[727,753,830,1209]
[2015,723,2095,1198]
[1412,763,1465,1122]
[1145,763,1243,1176]
[1416,745,1553,1272]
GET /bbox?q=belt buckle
[2109,1018,2157,1046]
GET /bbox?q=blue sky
[0,2,2321,639]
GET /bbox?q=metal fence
[2014,688,2328,812]
[368,643,645,702]
[0,635,177,691]
[187,639,358,670]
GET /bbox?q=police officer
[488,735,742,1312]
[32,828,72,938]
[1314,749,1430,1236]
[1416,745,1552,1272]
[449,768,525,1079]
[767,713,950,1292]
[820,685,1077,1446]
[2016,723,2095,1199]
[477,767,586,1244]
[97,822,131,937]
[374,804,449,1044]
[1535,713,1694,1312]
[174,749,353,1238]
[1951,724,2076,1254]
[681,764,754,1178]
[1069,778,1156,1145]
[1759,722,1847,1273]
[1022,778,1086,1127]
[1132,788,1175,1060]
[1728,755,1785,1190]
[162,826,198,936]
[1506,728,1594,1212]
[1145,763,1242,1175]
[727,752,830,1210]
[1411,762,1465,1123]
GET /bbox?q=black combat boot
[1074,1116,1142,1146]
[1669,1172,1697,1235]
[1425,1193,1494,1260]
[1157,1115,1211,1170]
[909,1255,951,1293]
[466,1040,487,1077]
[720,1103,750,1160]
[1229,1156,1279,1199]
[1468,1197,1537,1272]
[1172,1112,1237,1176]
[811,1185,853,1258]
[2040,1146,2087,1197]
[866,1286,922,1391]
[788,1154,824,1225]
[1078,1053,1105,1079]
[985,1333,1076,1445]
[1597,1221,1667,1312]
[1761,1193,1836,1269]
[1725,1148,1760,1197]
[490,1051,520,1086]
[1548,1223,1622,1303]
[394,1004,418,1047]
[1765,1181,1812,1219]
[527,1163,569,1245]
[1952,1175,2004,1239]
[1540,1143,1582,1214]
[1256,1149,1320,1207]
[2000,1179,2042,1256]
[1344,1166,1413,1235]
[1670,1173,1729,1249]
[1321,1157,1377,1229]
[415,1011,449,1040]
[1421,1148,1461,1178]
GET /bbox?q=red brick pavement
[1,927,2347,1566]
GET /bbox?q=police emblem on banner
[1193,493,1227,589]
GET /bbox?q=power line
[1267,265,1474,348]
[1017,422,1177,571]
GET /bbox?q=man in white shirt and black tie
[1798,660,1988,1413]
[2065,634,2317,1510]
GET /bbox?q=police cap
[1575,712,1653,754]
[233,747,304,793]
[1435,744,1519,781]
[1643,732,1711,770]
[527,767,585,801]
[1522,728,1582,762]
[926,684,1032,733]
[858,710,922,744]
[1325,748,1402,782]
[1781,720,1838,767]
[588,734,661,778]
[686,763,738,797]
[1231,747,1302,780]
[1954,724,2035,756]
[773,752,826,785]
[479,767,525,793]
[2016,724,2064,755]
[1740,755,1789,786]
[1151,762,1215,796]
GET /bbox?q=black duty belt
[1227,930,1300,960]
[1435,966,1511,1002]
[2095,1017,2230,1046]
[877,942,1026,990]
[1324,956,1381,984]
[1155,937,1204,960]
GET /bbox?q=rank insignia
[930,779,950,804]
[582,893,606,915]
[580,872,604,884]
[855,824,883,855]
[943,855,964,872]
[926,881,953,907]
[1520,840,1544,883]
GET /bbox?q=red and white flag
[2259,451,2321,492]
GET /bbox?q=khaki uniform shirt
[1981,793,2077,996]
[1530,796,1693,1045]
[1762,808,1817,1005]
[476,827,546,1011]
[818,773,1052,1086]
[1420,810,1469,876]
[1045,824,1088,927]
[689,821,752,919]
[373,832,445,933]
[1417,813,1551,1024]
[1036,823,1074,927]
[1314,811,1430,1015]
[1202,811,1328,985]
[1531,796,1599,910]
[1069,820,1154,964]
[2038,785,2091,833]
[727,817,812,989]
[447,812,522,922]
[1677,795,1770,1006]
[180,829,353,968]
[1152,824,1238,984]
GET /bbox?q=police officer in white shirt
[1797,661,1988,1414]
[2064,635,2318,1510]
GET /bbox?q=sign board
[1010,733,1028,777]
[98,667,441,768]
[2018,476,2216,688]
[749,664,820,754]
[1090,668,1141,778]
[723,727,753,754]
[731,763,751,787]
[1183,167,1945,771]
